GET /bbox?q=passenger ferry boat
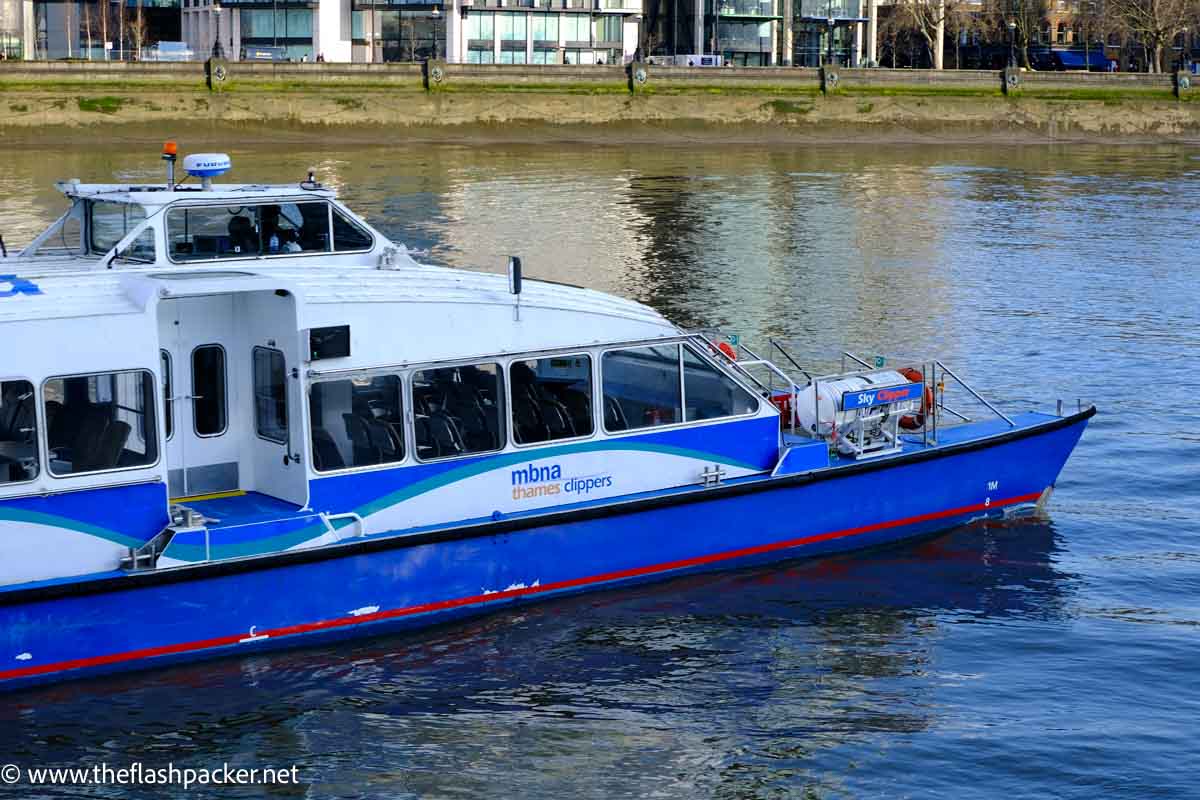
[0,147,1094,691]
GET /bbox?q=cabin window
[43,370,159,476]
[191,344,228,437]
[167,206,258,260]
[332,207,374,252]
[411,363,504,460]
[510,355,594,445]
[90,201,147,254]
[253,347,289,445]
[161,351,173,440]
[110,228,156,265]
[0,379,39,486]
[309,376,405,472]
[166,203,331,262]
[601,345,682,432]
[682,345,759,421]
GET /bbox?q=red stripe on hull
[0,491,1041,683]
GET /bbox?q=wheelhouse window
[682,345,759,421]
[310,375,404,472]
[90,201,147,254]
[0,379,39,485]
[411,363,504,460]
[167,203,332,261]
[601,345,682,432]
[253,348,289,444]
[511,355,594,445]
[332,207,374,252]
[43,370,158,476]
[191,344,228,436]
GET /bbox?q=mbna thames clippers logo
[511,462,613,501]
[0,275,42,298]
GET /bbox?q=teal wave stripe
[0,508,144,548]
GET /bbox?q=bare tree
[1108,0,1198,70]
[99,0,109,59]
[893,0,963,68]
[133,0,144,58]
[983,0,1050,68]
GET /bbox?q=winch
[795,369,924,458]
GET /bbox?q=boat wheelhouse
[0,151,1094,690]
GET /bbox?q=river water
[0,137,1197,799]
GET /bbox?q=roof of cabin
[56,182,338,206]
[0,264,676,336]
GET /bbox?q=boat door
[158,295,241,499]
[157,288,307,508]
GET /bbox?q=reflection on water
[0,137,1197,798]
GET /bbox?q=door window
[192,344,228,436]
[161,351,173,440]
[253,348,289,444]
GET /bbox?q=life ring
[898,367,933,430]
[717,341,737,361]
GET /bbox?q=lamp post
[1007,19,1016,68]
[1082,0,1094,71]
[212,0,225,58]
[431,4,440,60]
[826,16,834,64]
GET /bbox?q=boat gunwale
[0,405,1096,608]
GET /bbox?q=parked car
[142,41,194,62]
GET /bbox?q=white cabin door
[158,296,243,499]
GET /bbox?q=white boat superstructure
[2,148,412,276]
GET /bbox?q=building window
[43,370,158,476]
[411,364,504,460]
[499,12,527,40]
[531,13,558,41]
[511,355,593,445]
[562,14,589,42]
[191,345,228,437]
[682,345,758,421]
[593,15,621,43]
[253,348,289,445]
[499,49,527,63]
[531,48,558,63]
[310,376,405,472]
[602,345,682,432]
[468,48,496,63]
[0,379,39,486]
[466,10,495,39]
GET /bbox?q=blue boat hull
[0,410,1090,691]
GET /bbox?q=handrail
[934,360,1015,427]
[842,351,872,369]
[322,511,366,539]
[768,338,812,380]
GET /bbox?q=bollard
[819,66,840,94]
[1001,67,1021,95]
[628,61,649,94]
[424,59,447,91]
[205,57,229,92]
[1175,70,1192,99]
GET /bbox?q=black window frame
[410,361,506,463]
[508,352,596,448]
[309,374,408,474]
[161,350,173,441]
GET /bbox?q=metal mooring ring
[1180,76,1192,91]
[1006,72,1019,88]
[431,65,445,84]
[827,71,839,87]
[634,67,648,85]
